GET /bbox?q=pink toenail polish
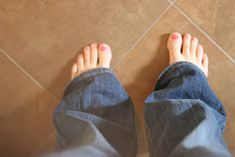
[171,34,179,40]
[100,45,108,51]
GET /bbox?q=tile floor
[0,0,234,156]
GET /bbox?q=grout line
[174,4,235,64]
[0,47,59,102]
[35,131,56,153]
[167,0,176,5]
[167,0,173,4]
[112,3,173,69]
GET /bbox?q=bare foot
[167,32,209,77]
[71,43,112,79]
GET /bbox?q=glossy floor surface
[0,0,234,156]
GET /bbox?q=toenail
[171,34,179,40]
[100,44,108,51]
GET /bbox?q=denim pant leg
[144,62,232,157]
[52,68,137,157]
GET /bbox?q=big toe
[98,43,112,68]
[167,32,183,64]
[167,32,182,51]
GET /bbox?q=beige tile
[176,0,235,59]
[37,132,56,155]
[169,0,176,3]
[0,52,57,157]
[114,6,235,155]
[0,0,170,98]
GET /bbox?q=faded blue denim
[44,62,232,157]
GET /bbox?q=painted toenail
[171,34,179,40]
[100,44,108,51]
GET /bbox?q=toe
[202,53,209,77]
[202,53,209,68]
[77,53,84,73]
[98,43,112,68]
[71,63,78,79]
[190,36,198,58]
[182,34,191,57]
[196,45,203,63]
[167,32,183,53]
[167,32,183,64]
[90,43,98,67]
[84,46,91,67]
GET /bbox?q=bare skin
[71,43,112,79]
[71,32,209,79]
[167,32,209,77]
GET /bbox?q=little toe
[90,43,98,67]
[190,36,198,58]
[98,43,112,68]
[71,63,78,79]
[202,53,209,68]
[196,45,203,63]
[202,53,209,77]
[182,34,191,57]
[77,53,84,74]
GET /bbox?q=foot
[167,32,209,77]
[71,43,112,79]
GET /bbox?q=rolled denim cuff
[64,68,114,97]
[157,61,207,84]
[151,60,226,119]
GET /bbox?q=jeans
[44,62,232,157]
